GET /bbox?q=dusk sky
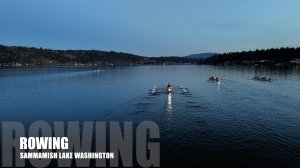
[1,0,300,56]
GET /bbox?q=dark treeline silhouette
[151,56,194,64]
[199,47,300,65]
[0,45,195,67]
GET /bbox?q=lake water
[1,65,300,167]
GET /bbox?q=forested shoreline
[199,47,300,66]
[0,45,194,67]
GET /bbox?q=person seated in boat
[253,76,271,81]
[209,76,220,81]
[167,83,172,94]
[209,76,216,80]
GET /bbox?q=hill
[0,45,195,67]
[184,53,217,59]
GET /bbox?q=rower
[167,83,172,94]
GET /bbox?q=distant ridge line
[184,53,217,59]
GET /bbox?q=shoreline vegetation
[199,47,300,66]
[1,44,300,68]
[0,44,195,67]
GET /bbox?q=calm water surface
[1,65,300,167]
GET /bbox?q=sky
[0,0,300,56]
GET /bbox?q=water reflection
[165,93,174,123]
[166,93,173,112]
[217,80,221,97]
